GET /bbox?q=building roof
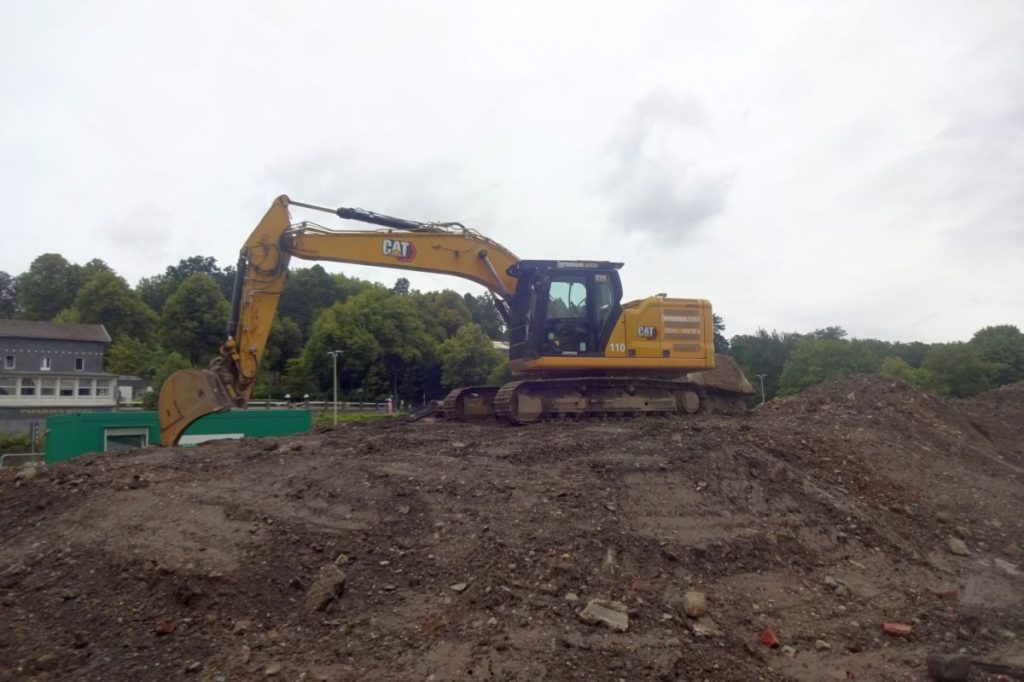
[0,320,111,343]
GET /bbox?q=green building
[45,409,311,464]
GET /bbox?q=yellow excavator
[158,196,753,445]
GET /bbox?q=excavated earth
[1,377,1023,681]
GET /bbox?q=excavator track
[441,385,501,421]
[492,377,712,424]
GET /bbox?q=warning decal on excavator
[382,239,417,263]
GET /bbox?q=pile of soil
[1,376,1022,681]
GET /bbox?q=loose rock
[925,653,970,682]
[303,564,347,614]
[682,590,707,618]
[948,537,970,557]
[578,599,629,632]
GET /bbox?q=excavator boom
[159,196,520,445]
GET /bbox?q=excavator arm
[158,195,520,446]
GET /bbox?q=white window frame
[40,377,57,396]
[19,377,36,397]
[75,357,85,371]
[95,379,111,397]
[103,428,150,452]
[77,379,94,397]
[0,376,15,396]
[41,356,51,371]
[58,378,75,397]
[3,355,13,369]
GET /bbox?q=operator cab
[506,260,623,362]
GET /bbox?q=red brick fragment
[882,622,912,637]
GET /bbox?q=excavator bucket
[158,369,235,446]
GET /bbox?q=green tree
[920,343,996,398]
[728,329,804,402]
[778,338,879,395]
[418,290,473,341]
[463,292,506,340]
[713,313,729,353]
[391,277,411,295]
[437,323,504,389]
[16,254,85,320]
[880,356,940,392]
[261,316,304,387]
[142,351,192,408]
[0,271,18,317]
[72,271,158,341]
[161,274,230,365]
[810,326,848,341]
[297,288,438,400]
[137,256,234,312]
[106,336,160,379]
[277,265,341,338]
[970,325,1024,385]
[891,341,930,368]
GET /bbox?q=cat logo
[382,239,417,263]
[637,325,657,339]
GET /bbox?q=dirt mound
[1,377,1022,681]
[956,382,1024,468]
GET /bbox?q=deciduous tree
[921,343,996,398]
[0,271,16,318]
[970,325,1024,385]
[437,323,503,389]
[16,254,84,320]
[160,274,230,365]
[778,338,879,395]
[72,271,158,341]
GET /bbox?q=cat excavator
[158,196,753,446]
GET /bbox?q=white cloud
[1,0,1021,342]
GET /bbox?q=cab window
[547,279,587,319]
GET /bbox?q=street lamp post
[327,350,343,425]
[755,373,768,405]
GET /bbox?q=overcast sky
[2,0,1021,342]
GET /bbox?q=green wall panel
[45,409,311,464]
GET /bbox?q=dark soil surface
[1,377,1022,681]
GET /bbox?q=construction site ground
[1,376,1022,681]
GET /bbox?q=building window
[40,378,57,396]
[0,377,14,396]
[59,379,75,397]
[20,378,36,396]
[104,428,149,452]
[3,355,13,369]
[41,357,51,371]
[75,357,85,371]
[78,380,93,397]
[96,379,111,397]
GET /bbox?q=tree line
[3,254,1021,405]
[1,255,507,405]
[722,323,1024,402]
